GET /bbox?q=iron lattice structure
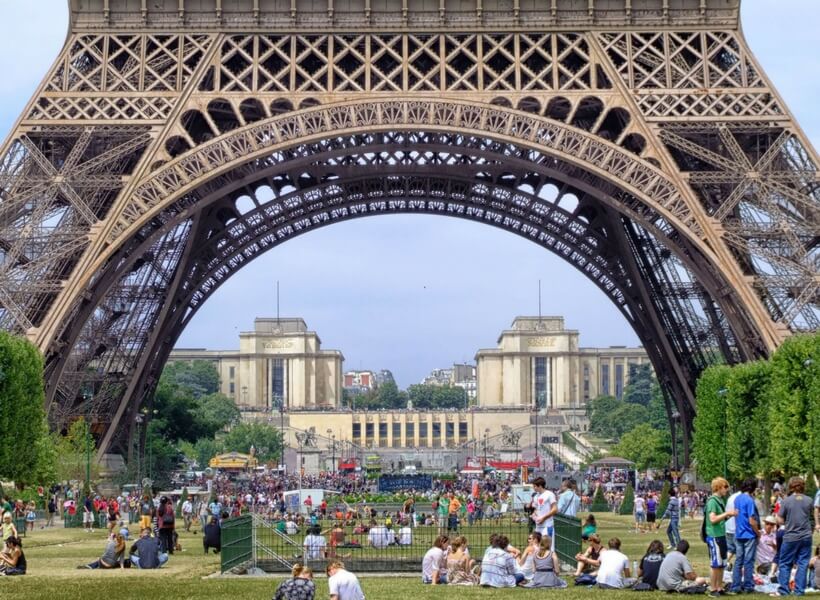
[0,0,817,462]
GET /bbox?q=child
[582,514,597,541]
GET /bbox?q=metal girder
[0,0,816,461]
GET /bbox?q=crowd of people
[3,467,820,600]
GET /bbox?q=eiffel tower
[0,0,817,463]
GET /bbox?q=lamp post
[140,407,159,485]
[482,428,490,466]
[670,409,680,474]
[241,385,248,409]
[83,392,92,499]
[135,413,144,489]
[327,429,336,473]
[717,388,728,478]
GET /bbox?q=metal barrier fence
[553,514,582,565]
[222,510,581,574]
[221,514,254,572]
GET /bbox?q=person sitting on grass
[526,534,567,589]
[636,539,665,590]
[574,533,603,577]
[447,536,478,585]
[422,534,449,585]
[81,532,126,569]
[480,534,525,587]
[595,537,635,589]
[367,520,391,549]
[581,514,597,541]
[303,525,327,560]
[516,532,541,583]
[327,560,365,600]
[274,563,315,600]
[203,516,221,554]
[0,536,26,576]
[657,540,709,593]
[130,527,168,569]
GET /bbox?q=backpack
[701,495,725,542]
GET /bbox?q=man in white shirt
[367,520,392,549]
[181,496,194,532]
[397,521,413,546]
[725,490,741,566]
[421,535,449,584]
[303,525,327,559]
[531,477,557,541]
[327,561,365,600]
[596,537,635,589]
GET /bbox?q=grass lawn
[3,513,816,600]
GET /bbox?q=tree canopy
[692,332,820,483]
[0,332,54,487]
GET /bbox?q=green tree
[0,332,53,487]
[623,364,654,406]
[376,381,408,409]
[767,333,820,477]
[55,418,100,489]
[145,423,181,490]
[222,422,283,462]
[692,364,732,481]
[610,424,669,470]
[590,485,609,512]
[724,361,772,483]
[657,480,671,515]
[193,437,224,469]
[588,396,621,438]
[199,392,241,431]
[160,360,220,398]
[619,483,635,515]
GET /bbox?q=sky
[0,1,818,388]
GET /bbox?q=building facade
[475,317,650,426]
[169,315,648,458]
[169,318,343,411]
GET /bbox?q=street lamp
[82,391,92,500]
[670,409,680,473]
[241,385,248,409]
[140,407,159,486]
[327,429,336,473]
[717,388,728,477]
[482,428,490,465]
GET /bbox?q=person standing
[646,494,658,531]
[530,477,557,545]
[447,492,462,533]
[157,496,176,555]
[557,479,581,518]
[82,496,94,533]
[327,561,365,600]
[181,495,194,532]
[725,487,742,568]
[634,494,647,533]
[704,477,737,596]
[661,488,682,549]
[46,496,57,528]
[730,479,760,594]
[774,476,814,597]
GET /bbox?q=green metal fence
[553,514,582,565]
[221,514,253,572]
[227,510,582,574]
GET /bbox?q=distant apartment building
[343,370,376,394]
[422,363,477,400]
